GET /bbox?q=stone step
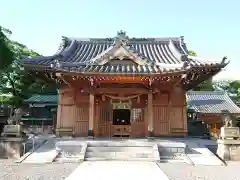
[87,146,154,152]
[88,142,153,147]
[54,156,83,163]
[158,142,187,154]
[85,151,155,158]
[85,157,156,161]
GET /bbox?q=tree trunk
[7,107,23,125]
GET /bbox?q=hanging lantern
[129,99,132,105]
[137,96,140,103]
[102,95,106,101]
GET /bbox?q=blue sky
[0,0,239,80]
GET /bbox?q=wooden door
[97,103,112,136]
[131,108,145,137]
[153,105,170,136]
[73,104,89,136]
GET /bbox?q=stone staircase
[158,142,192,164]
[84,142,159,161]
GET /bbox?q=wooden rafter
[56,73,72,87]
[184,69,220,90]
[174,73,187,86]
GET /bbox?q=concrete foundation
[217,139,240,161]
[0,137,27,159]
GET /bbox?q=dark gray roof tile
[187,91,240,114]
[23,32,228,74]
[58,64,185,75]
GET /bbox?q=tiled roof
[24,95,58,104]
[24,37,187,65]
[23,32,227,74]
[58,64,187,74]
[187,91,240,114]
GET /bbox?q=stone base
[219,127,240,139]
[147,131,154,138]
[55,127,73,137]
[1,125,25,137]
[88,129,94,138]
[217,139,240,161]
[0,137,27,159]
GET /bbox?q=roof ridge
[188,55,221,63]
[187,91,226,94]
[62,36,183,42]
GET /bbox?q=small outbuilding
[22,94,58,134]
[187,91,240,137]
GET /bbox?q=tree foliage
[0,40,41,107]
[188,50,197,56]
[193,80,214,91]
[0,26,57,108]
[214,80,240,102]
[0,26,14,69]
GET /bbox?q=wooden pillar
[56,90,62,136]
[88,93,94,137]
[147,91,153,137]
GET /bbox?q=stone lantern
[217,110,240,161]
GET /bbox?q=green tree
[214,80,240,102]
[0,26,58,124]
[188,50,197,56]
[0,26,14,69]
[0,36,57,106]
[0,40,41,108]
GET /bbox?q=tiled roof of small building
[187,91,240,114]
[24,95,58,104]
[23,31,228,74]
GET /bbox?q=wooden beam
[93,88,151,94]
[53,71,185,78]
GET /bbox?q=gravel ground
[1,159,240,180]
[159,162,240,180]
[0,160,79,180]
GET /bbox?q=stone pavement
[66,161,169,180]
[1,159,240,180]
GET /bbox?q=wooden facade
[23,31,228,137]
[55,84,188,137]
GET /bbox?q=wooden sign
[112,103,131,109]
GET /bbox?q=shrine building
[23,31,228,137]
